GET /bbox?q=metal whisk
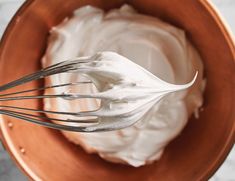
[0,52,196,132]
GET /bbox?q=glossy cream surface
[42,5,204,167]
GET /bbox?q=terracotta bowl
[0,0,234,180]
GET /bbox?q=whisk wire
[0,109,93,132]
[0,58,107,132]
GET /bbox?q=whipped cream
[52,51,197,132]
[42,5,204,167]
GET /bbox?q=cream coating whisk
[0,52,196,132]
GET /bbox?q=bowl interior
[0,0,234,180]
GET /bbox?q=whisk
[0,52,197,132]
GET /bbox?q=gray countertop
[0,0,234,180]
